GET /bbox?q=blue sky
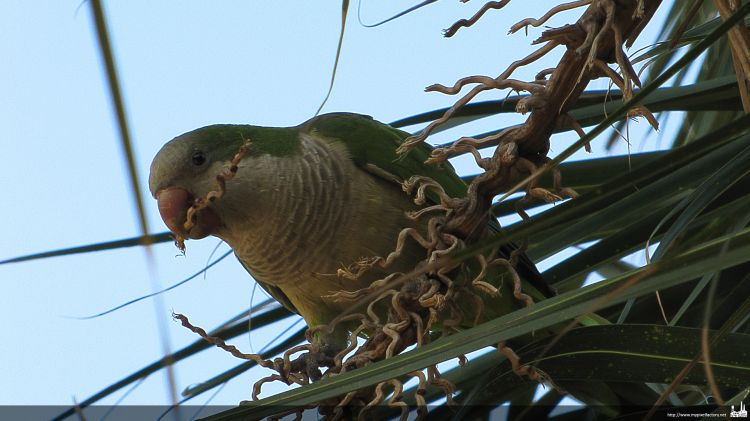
[1,0,675,415]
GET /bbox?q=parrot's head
[149,125,250,241]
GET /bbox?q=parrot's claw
[288,352,325,382]
[274,342,342,383]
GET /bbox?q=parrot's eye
[191,151,207,166]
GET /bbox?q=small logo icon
[730,401,748,418]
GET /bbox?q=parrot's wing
[236,253,299,314]
[304,113,555,298]
[303,113,466,198]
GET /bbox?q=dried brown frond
[444,1,511,38]
[186,2,667,416]
[510,0,593,35]
[715,0,750,111]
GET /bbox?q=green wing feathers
[302,113,554,299]
[303,113,467,198]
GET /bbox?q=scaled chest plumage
[212,132,422,319]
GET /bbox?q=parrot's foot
[250,343,345,399]
[286,344,340,382]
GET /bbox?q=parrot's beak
[156,187,220,240]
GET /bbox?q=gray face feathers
[149,125,248,198]
[149,125,251,240]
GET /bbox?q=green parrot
[149,113,554,351]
